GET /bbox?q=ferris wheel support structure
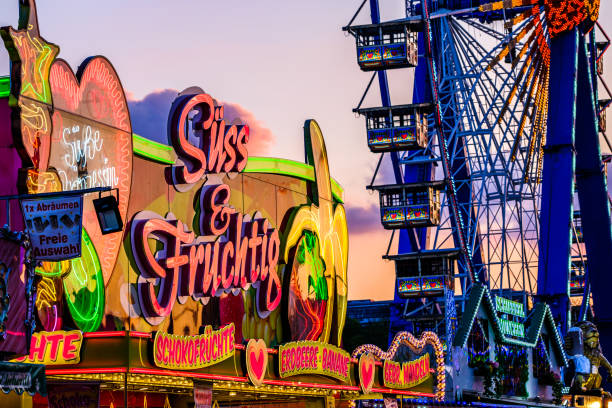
[536,29,578,332]
[538,24,612,339]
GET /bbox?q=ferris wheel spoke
[438,13,546,294]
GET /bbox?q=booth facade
[0,1,442,407]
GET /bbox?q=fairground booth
[0,1,444,407]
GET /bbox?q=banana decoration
[281,120,348,346]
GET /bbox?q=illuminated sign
[21,196,83,260]
[169,93,248,185]
[281,120,348,346]
[13,330,82,365]
[48,57,133,288]
[245,338,268,387]
[153,324,235,370]
[383,354,430,389]
[131,93,281,325]
[495,296,525,318]
[278,341,350,382]
[499,318,525,338]
[495,296,525,338]
[0,0,58,170]
[358,352,376,394]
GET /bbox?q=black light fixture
[93,190,123,235]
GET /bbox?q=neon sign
[358,352,376,394]
[13,330,83,365]
[383,354,431,389]
[169,93,249,186]
[278,340,350,382]
[495,296,525,318]
[153,324,235,370]
[281,121,348,346]
[245,338,268,386]
[56,121,119,190]
[131,92,282,325]
[0,0,58,169]
[495,296,525,338]
[49,57,133,288]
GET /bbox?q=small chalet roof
[452,283,567,366]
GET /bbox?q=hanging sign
[21,196,83,260]
[0,370,30,391]
[278,341,350,382]
[0,361,46,395]
[47,382,100,408]
[383,354,431,389]
[495,296,525,337]
[499,318,525,338]
[194,382,213,408]
[153,324,235,370]
[495,296,525,318]
[13,330,83,365]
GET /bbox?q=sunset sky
[1,1,610,301]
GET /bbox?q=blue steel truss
[345,0,611,342]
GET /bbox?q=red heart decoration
[359,352,376,394]
[246,339,268,387]
[48,57,132,285]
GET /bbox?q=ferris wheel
[344,0,610,340]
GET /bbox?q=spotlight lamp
[93,189,123,235]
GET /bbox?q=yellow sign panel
[153,324,235,370]
[383,354,431,389]
[278,340,350,382]
[12,330,82,365]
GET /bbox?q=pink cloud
[345,203,383,234]
[127,89,275,155]
[221,101,274,156]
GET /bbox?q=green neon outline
[20,41,55,104]
[243,156,344,203]
[34,261,65,277]
[131,135,344,202]
[63,229,105,332]
[132,133,175,164]
[0,76,9,98]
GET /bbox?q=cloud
[127,89,275,155]
[220,101,275,156]
[345,203,383,234]
[128,89,177,145]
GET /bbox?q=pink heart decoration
[359,352,376,394]
[246,339,268,387]
[48,57,132,285]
